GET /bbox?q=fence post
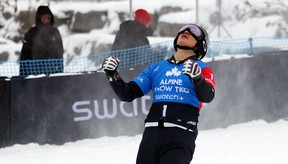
[248,37,253,55]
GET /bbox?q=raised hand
[182,59,201,82]
[102,56,120,77]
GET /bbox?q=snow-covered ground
[0,119,287,164]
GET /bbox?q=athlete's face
[176,30,197,48]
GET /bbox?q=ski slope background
[2,0,288,61]
[0,119,287,164]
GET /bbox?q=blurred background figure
[111,8,152,51]
[19,5,64,76]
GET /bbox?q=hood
[35,6,54,26]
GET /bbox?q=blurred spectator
[111,8,152,51]
[19,5,64,76]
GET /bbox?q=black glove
[102,56,122,82]
[182,59,202,82]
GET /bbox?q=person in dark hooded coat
[19,5,64,76]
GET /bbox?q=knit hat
[134,9,151,26]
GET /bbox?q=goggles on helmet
[178,24,203,40]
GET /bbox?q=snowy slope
[0,119,287,164]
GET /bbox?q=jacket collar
[167,55,198,64]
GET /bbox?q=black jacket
[111,20,152,51]
[20,6,64,76]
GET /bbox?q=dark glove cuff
[192,76,204,84]
[107,71,122,84]
[104,69,116,77]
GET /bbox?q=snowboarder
[102,24,215,164]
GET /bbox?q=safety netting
[1,37,288,77]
